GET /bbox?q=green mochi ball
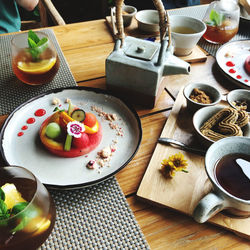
[45,122,62,139]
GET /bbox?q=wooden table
[1,19,250,249]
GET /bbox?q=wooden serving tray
[105,16,208,63]
[137,88,250,239]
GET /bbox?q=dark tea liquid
[0,177,56,250]
[12,48,60,85]
[215,153,250,200]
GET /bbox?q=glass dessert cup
[11,31,60,85]
[202,0,240,44]
[0,166,56,250]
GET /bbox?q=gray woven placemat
[169,5,250,57]
[40,177,149,249]
[0,29,77,115]
[0,29,149,249]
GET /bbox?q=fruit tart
[39,101,102,157]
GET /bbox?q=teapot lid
[124,38,158,61]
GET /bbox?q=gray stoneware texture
[169,5,250,57]
[40,177,149,249]
[0,29,77,116]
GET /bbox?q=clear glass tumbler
[202,0,240,44]
[0,166,56,250]
[11,31,60,85]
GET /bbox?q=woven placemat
[0,29,77,116]
[40,177,149,249]
[0,29,149,249]
[169,5,250,57]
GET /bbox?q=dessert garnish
[39,100,102,157]
[160,153,188,178]
[200,107,249,141]
[189,88,213,104]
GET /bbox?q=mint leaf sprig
[27,30,48,61]
[206,9,225,26]
[0,187,31,232]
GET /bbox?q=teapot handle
[114,0,171,47]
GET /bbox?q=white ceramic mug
[192,137,250,223]
[169,15,206,56]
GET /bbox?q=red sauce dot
[22,125,28,130]
[18,132,24,137]
[244,79,249,82]
[27,118,35,124]
[226,61,235,67]
[229,68,236,74]
[35,109,46,117]
[236,75,242,79]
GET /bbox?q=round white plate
[216,40,250,89]
[0,87,142,189]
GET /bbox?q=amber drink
[0,166,56,250]
[11,31,59,85]
[202,1,240,44]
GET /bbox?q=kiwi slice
[71,109,86,122]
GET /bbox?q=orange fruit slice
[17,58,56,74]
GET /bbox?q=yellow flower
[160,153,188,178]
[168,152,188,171]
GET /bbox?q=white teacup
[193,137,250,223]
[169,15,206,56]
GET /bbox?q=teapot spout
[163,49,191,75]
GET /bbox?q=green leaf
[11,202,29,216]
[36,37,48,47]
[28,30,40,44]
[28,37,37,49]
[0,200,8,215]
[209,9,224,26]
[0,188,5,201]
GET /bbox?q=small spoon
[158,137,206,156]
[236,158,250,180]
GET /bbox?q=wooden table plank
[116,110,171,195]
[52,20,114,50]
[63,43,113,81]
[127,196,250,249]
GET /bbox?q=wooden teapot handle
[115,0,171,47]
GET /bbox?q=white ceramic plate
[0,87,142,189]
[216,40,250,89]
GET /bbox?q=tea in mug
[215,153,250,200]
[171,26,197,34]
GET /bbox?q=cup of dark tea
[11,31,60,85]
[193,136,250,223]
[169,15,207,56]
[0,166,56,249]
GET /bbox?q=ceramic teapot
[106,0,190,108]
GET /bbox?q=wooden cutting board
[137,88,250,239]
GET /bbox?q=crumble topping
[91,105,124,137]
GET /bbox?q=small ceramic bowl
[111,5,137,28]
[122,5,137,27]
[183,83,222,112]
[193,105,250,147]
[135,10,159,33]
[227,89,250,112]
